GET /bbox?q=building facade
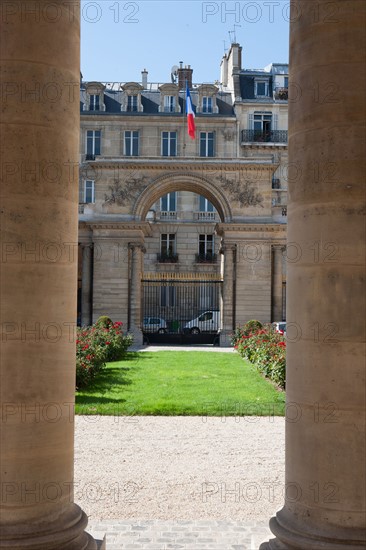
[78,43,289,345]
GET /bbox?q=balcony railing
[78,204,85,214]
[160,211,177,220]
[241,130,288,144]
[85,154,96,161]
[157,253,179,263]
[197,212,216,221]
[196,253,217,263]
[274,87,288,101]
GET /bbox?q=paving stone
[89,519,272,549]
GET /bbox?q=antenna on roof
[229,24,241,43]
[222,40,227,53]
[171,65,179,84]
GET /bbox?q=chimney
[177,63,193,90]
[220,54,228,87]
[141,69,148,89]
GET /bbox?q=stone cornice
[85,222,152,236]
[216,223,287,234]
[84,158,276,171]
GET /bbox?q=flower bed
[232,321,286,389]
[76,317,133,389]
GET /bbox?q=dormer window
[83,82,106,111]
[127,95,138,112]
[196,84,219,114]
[202,97,212,113]
[158,84,180,113]
[121,83,144,113]
[89,94,100,111]
[164,95,176,113]
[255,80,269,97]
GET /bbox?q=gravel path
[75,416,285,523]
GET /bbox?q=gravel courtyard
[75,415,285,523]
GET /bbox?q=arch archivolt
[133,172,233,223]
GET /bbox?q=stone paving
[89,519,273,549]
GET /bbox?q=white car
[272,322,286,335]
[143,317,168,334]
[184,311,220,334]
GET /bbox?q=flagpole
[183,78,187,157]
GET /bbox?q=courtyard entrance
[142,273,222,345]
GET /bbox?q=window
[127,95,138,112]
[161,192,176,212]
[161,131,177,157]
[161,234,176,256]
[255,80,269,97]
[199,234,214,256]
[86,130,101,156]
[160,286,176,307]
[199,196,214,212]
[89,94,100,111]
[200,132,214,157]
[124,131,139,156]
[254,113,272,133]
[163,95,176,112]
[83,180,95,203]
[202,96,213,113]
[284,76,289,88]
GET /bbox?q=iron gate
[142,273,222,345]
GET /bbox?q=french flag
[186,83,195,139]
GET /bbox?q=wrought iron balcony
[272,178,281,189]
[157,252,179,263]
[241,129,288,144]
[85,154,96,161]
[196,253,217,263]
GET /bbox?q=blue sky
[81,1,290,83]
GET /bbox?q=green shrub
[95,315,113,328]
[234,323,286,389]
[76,319,133,389]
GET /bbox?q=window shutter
[273,114,278,130]
[248,113,254,129]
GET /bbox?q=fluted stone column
[271,245,284,322]
[262,1,366,548]
[0,2,97,548]
[128,243,145,345]
[219,241,236,346]
[81,244,93,326]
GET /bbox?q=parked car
[143,317,168,334]
[272,321,286,335]
[184,310,220,334]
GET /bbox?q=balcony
[241,129,288,144]
[272,178,281,189]
[197,212,216,221]
[274,87,288,101]
[78,204,85,214]
[196,253,217,264]
[157,253,179,263]
[85,154,96,161]
[160,211,177,220]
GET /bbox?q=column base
[218,329,234,347]
[129,327,143,347]
[0,504,98,550]
[259,514,366,550]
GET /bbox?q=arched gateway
[78,161,286,346]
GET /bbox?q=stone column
[81,244,93,326]
[128,243,145,346]
[0,2,97,549]
[271,245,284,322]
[219,241,236,346]
[262,1,366,548]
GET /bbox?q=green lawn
[75,351,285,416]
